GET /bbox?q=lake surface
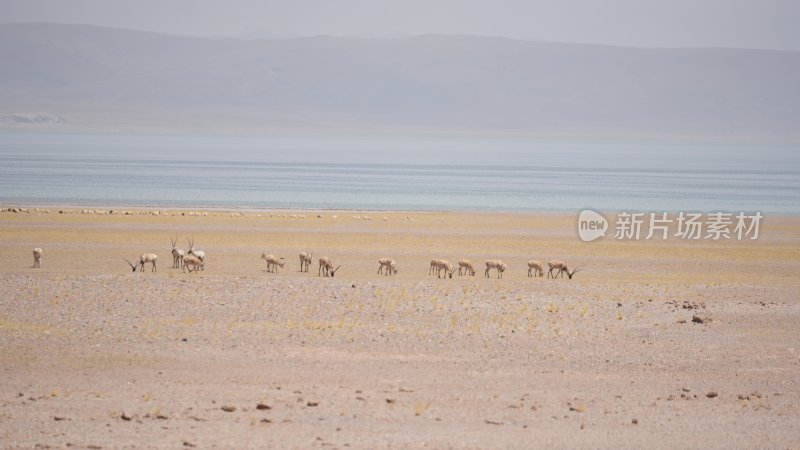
[0,132,798,214]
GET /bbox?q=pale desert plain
[0,208,799,449]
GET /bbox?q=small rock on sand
[706,391,718,398]
[221,405,236,412]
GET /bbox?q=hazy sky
[1,0,799,50]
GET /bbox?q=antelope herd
[29,239,583,280]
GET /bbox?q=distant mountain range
[1,23,798,138]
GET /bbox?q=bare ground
[1,210,798,449]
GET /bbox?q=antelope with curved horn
[261,253,286,273]
[527,259,544,277]
[187,238,205,271]
[170,237,184,269]
[547,260,582,279]
[318,257,342,277]
[299,251,313,272]
[123,253,158,272]
[485,259,506,278]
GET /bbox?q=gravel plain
[1,209,798,449]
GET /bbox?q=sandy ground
[0,209,799,449]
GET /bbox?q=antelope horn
[568,267,583,278]
[122,258,137,270]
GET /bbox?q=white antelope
[182,255,204,273]
[170,237,184,269]
[485,259,506,278]
[261,253,286,273]
[124,253,158,272]
[458,259,475,276]
[527,259,544,277]
[299,251,313,272]
[32,247,42,268]
[318,257,342,277]
[547,259,582,279]
[377,258,398,275]
[434,259,455,279]
[187,238,205,270]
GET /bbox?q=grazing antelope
[434,259,455,279]
[527,259,544,277]
[318,257,342,277]
[170,237,184,269]
[429,259,440,276]
[485,259,506,278]
[187,238,205,270]
[377,258,398,275]
[32,247,42,268]
[458,259,475,276]
[547,259,582,279]
[299,251,313,272]
[123,253,158,272]
[182,255,204,273]
[261,253,285,273]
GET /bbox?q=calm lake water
[0,132,798,214]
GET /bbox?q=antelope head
[122,258,139,272]
[330,265,342,277]
[187,238,205,259]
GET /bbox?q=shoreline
[0,202,578,216]
[1,202,795,218]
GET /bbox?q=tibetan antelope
[299,251,313,272]
[429,259,440,276]
[378,258,398,275]
[170,237,184,268]
[527,259,544,277]
[318,257,342,277]
[458,259,475,276]
[547,260,582,279]
[182,255,204,273]
[124,253,158,272]
[187,238,205,270]
[434,259,455,279]
[485,259,506,278]
[32,247,42,268]
[261,253,285,273]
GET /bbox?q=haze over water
[0,132,798,214]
